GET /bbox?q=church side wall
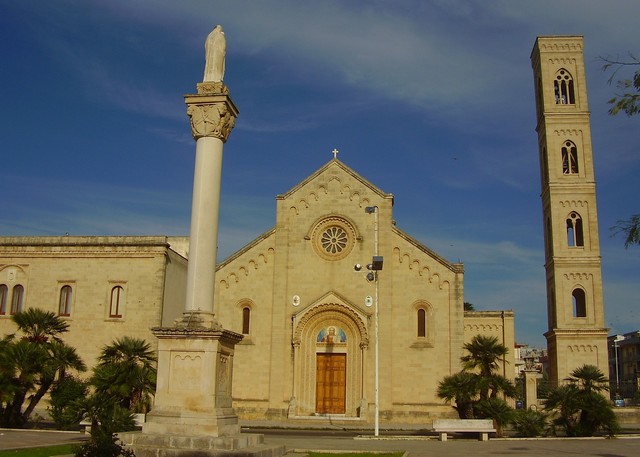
[386,236,465,421]
[214,235,276,418]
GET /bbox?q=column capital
[185,84,238,142]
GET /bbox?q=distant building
[514,344,547,376]
[608,332,640,399]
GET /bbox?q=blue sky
[1,1,638,347]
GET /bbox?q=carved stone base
[143,312,244,437]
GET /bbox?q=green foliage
[437,335,515,424]
[0,309,86,428]
[48,375,89,430]
[544,365,619,437]
[602,54,640,117]
[611,214,640,249]
[70,394,137,457]
[91,337,157,413]
[475,397,513,436]
[511,408,549,437]
[75,434,135,457]
[437,372,479,419]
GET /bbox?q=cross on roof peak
[332,148,339,159]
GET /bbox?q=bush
[48,375,89,430]
[475,397,514,436]
[75,434,135,457]
[511,408,549,437]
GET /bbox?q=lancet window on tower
[554,69,575,104]
[566,212,584,247]
[572,288,587,318]
[561,141,579,174]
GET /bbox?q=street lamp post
[365,206,381,437]
[614,335,624,398]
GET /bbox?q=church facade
[0,159,515,424]
[212,158,514,421]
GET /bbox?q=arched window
[109,286,124,318]
[10,285,24,314]
[0,284,7,315]
[59,285,72,316]
[566,212,584,247]
[561,141,579,174]
[242,306,251,335]
[417,308,426,337]
[554,69,575,104]
[572,288,587,318]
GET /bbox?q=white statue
[203,25,226,82]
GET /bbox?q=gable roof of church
[276,158,394,203]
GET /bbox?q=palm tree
[0,309,85,427]
[12,308,69,343]
[22,341,85,421]
[461,335,511,401]
[545,365,618,436]
[437,371,479,419]
[91,337,157,413]
[567,364,609,394]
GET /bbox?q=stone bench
[432,418,496,441]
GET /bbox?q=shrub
[48,375,89,430]
[511,408,548,437]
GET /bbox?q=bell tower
[530,36,608,384]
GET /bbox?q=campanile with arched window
[531,36,608,384]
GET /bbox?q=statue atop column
[203,25,226,82]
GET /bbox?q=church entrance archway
[291,301,369,418]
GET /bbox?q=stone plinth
[142,312,243,437]
[121,312,286,456]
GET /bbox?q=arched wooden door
[315,353,346,414]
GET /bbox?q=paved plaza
[1,427,639,457]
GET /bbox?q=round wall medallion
[311,216,356,261]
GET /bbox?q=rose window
[311,216,356,260]
[320,226,348,254]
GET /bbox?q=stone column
[139,82,242,438]
[523,369,539,409]
[183,82,238,320]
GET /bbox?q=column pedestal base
[120,312,284,456]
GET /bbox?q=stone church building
[0,158,515,424]
[1,34,609,425]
